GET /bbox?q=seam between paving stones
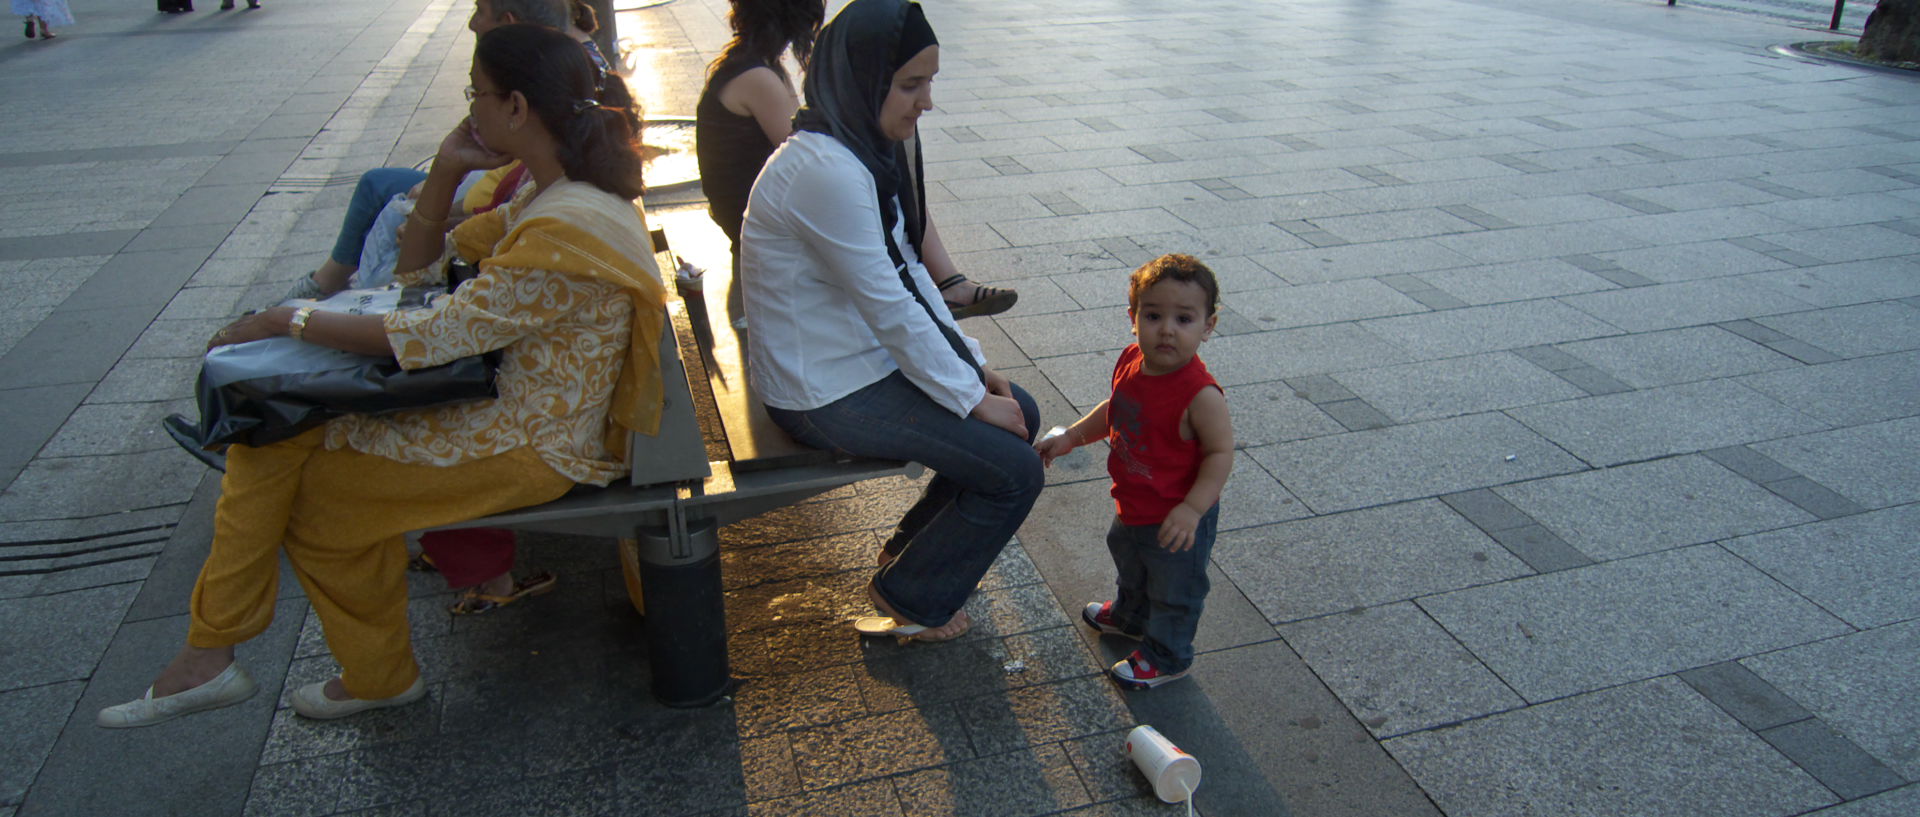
[1680,643,1908,804]
[1702,444,1865,520]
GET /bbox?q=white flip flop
[853,616,927,637]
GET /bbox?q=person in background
[16,0,73,39]
[696,0,824,327]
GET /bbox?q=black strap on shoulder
[879,194,984,386]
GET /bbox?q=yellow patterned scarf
[455,179,668,447]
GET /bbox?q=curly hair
[711,0,826,81]
[477,24,645,200]
[1128,254,1220,318]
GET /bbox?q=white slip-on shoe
[290,676,426,720]
[96,663,257,728]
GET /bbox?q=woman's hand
[208,308,290,351]
[435,116,511,175]
[983,366,1013,399]
[970,392,1027,438]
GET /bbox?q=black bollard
[636,517,734,707]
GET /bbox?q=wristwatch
[288,306,316,340]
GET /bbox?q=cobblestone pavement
[2,0,1916,816]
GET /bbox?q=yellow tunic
[187,178,667,698]
[323,178,667,485]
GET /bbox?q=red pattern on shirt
[1106,343,1221,525]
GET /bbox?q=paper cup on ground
[1125,724,1201,803]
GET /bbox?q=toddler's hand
[1033,434,1071,467]
[1157,504,1201,552]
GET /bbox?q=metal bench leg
[634,510,733,707]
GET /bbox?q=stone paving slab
[1247,412,1587,513]
[1412,258,1617,305]
[1213,499,1530,624]
[1753,417,1920,510]
[1723,504,1920,630]
[1558,276,1817,333]
[1753,301,1920,358]
[1358,299,1622,360]
[1331,352,1585,424]
[1553,325,1800,389]
[1744,621,1920,780]
[1805,785,1920,817]
[1743,259,1920,310]
[1383,677,1836,817]
[1491,454,1813,561]
[1277,601,1523,739]
[1508,379,1829,467]
[1736,350,1920,426]
[1418,545,1851,702]
[1228,278,1427,330]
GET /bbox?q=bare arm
[207,306,393,357]
[1182,387,1235,510]
[719,66,798,146]
[392,164,468,276]
[394,117,511,275]
[1158,387,1234,551]
[918,218,961,285]
[1034,400,1110,466]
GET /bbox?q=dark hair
[489,0,571,29]
[1128,254,1220,317]
[711,0,825,82]
[571,0,598,33]
[477,24,645,200]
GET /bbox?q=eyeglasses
[463,86,507,101]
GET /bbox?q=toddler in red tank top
[1035,254,1235,688]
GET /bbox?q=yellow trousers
[187,427,574,698]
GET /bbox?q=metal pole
[636,516,733,707]
[1830,0,1845,30]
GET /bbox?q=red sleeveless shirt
[1106,344,1221,525]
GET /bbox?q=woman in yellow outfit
[98,23,666,727]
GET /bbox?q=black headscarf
[793,0,937,251]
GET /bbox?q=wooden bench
[435,231,918,707]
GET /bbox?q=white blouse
[740,131,987,418]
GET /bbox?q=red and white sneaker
[1110,649,1189,689]
[1082,600,1142,640]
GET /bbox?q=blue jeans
[766,370,1043,627]
[330,167,428,267]
[1105,504,1219,673]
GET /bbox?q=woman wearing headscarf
[697,0,1013,326]
[741,0,1042,641]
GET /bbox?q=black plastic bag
[176,283,499,451]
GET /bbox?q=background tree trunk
[1859,0,1920,63]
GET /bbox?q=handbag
[173,272,500,451]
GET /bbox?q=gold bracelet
[288,306,315,340]
[408,208,449,229]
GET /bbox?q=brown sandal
[937,274,1017,320]
[449,572,556,615]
